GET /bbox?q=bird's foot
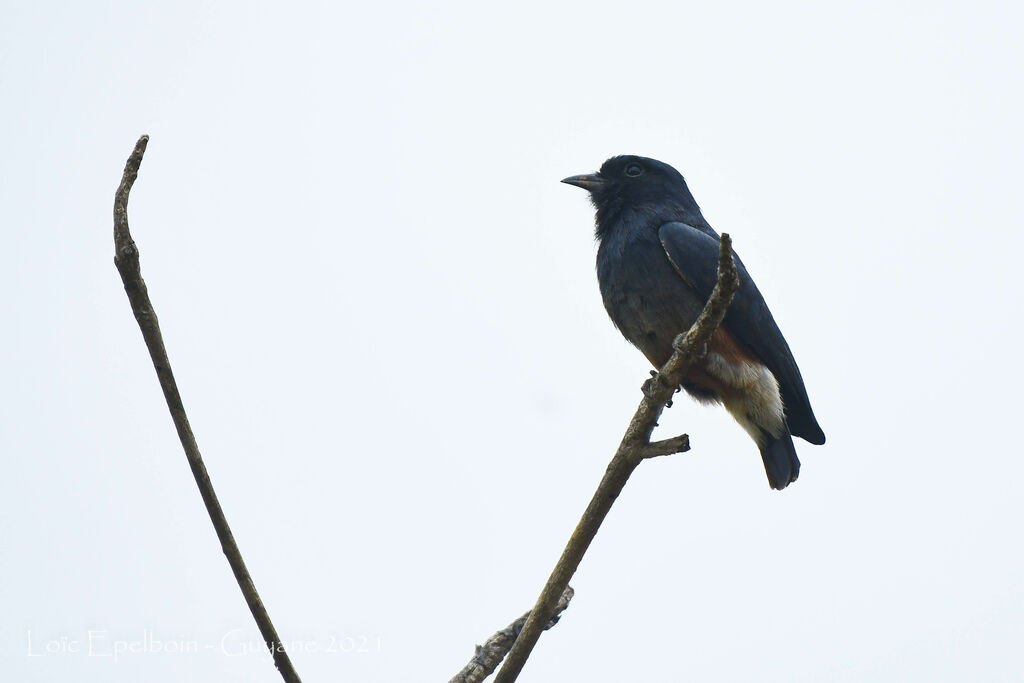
[643,371,668,399]
[642,376,659,399]
[667,385,682,407]
[645,371,683,405]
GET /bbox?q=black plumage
[563,155,824,489]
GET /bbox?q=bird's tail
[758,426,801,490]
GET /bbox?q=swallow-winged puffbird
[563,155,825,490]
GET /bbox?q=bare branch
[492,235,740,683]
[449,587,575,683]
[642,434,691,459]
[113,136,302,683]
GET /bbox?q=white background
[3,1,1023,681]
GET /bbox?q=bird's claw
[666,382,683,408]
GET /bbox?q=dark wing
[658,222,825,445]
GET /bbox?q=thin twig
[113,135,301,683]
[449,587,575,683]
[642,434,691,459]
[492,235,740,683]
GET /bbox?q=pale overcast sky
[3,1,1023,681]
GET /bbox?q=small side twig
[449,587,575,683]
[642,434,691,459]
[113,136,301,683]
[492,235,741,683]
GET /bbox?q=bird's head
[562,155,701,238]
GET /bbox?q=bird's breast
[596,232,705,366]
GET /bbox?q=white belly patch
[705,351,785,441]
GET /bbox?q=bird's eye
[625,163,644,177]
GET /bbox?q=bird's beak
[561,173,607,192]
